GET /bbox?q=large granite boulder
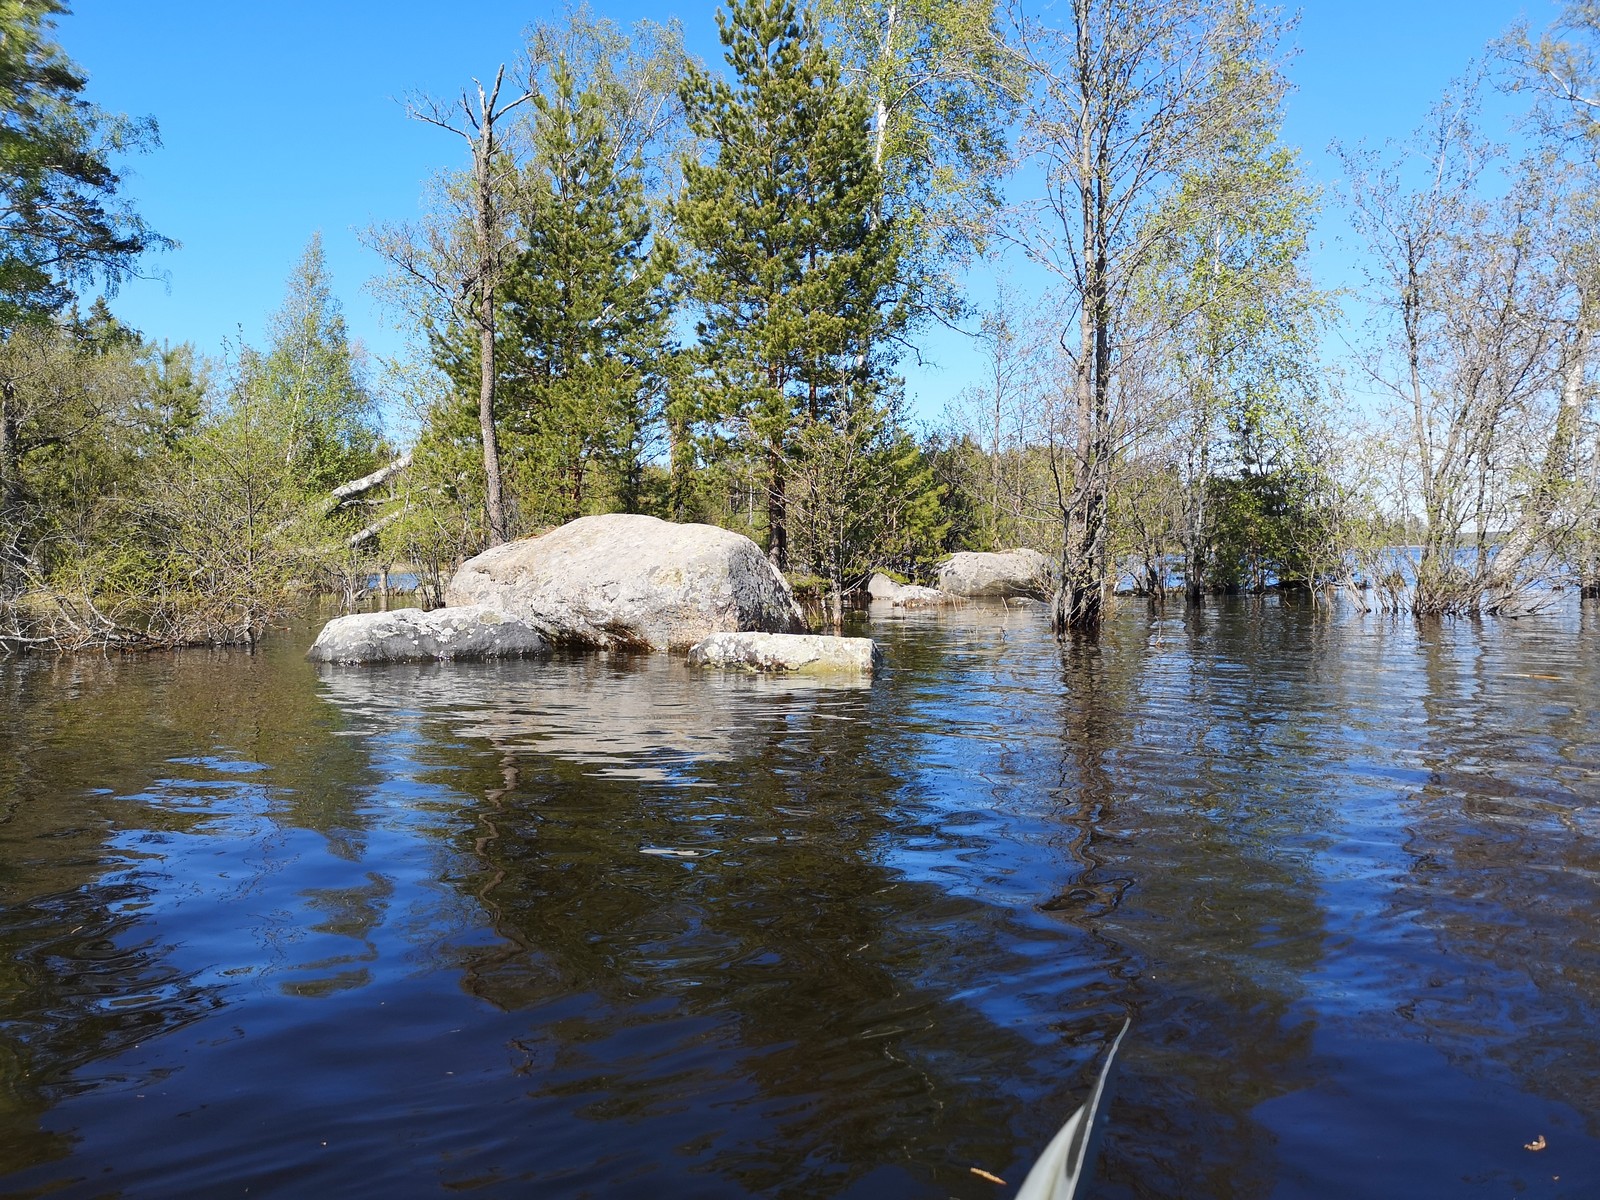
[935,549,1054,599]
[687,632,880,674]
[307,606,547,664]
[865,571,958,608]
[445,513,805,651]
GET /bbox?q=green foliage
[1206,468,1324,591]
[1137,5,1332,599]
[126,381,309,643]
[675,0,908,568]
[789,397,947,611]
[128,339,207,452]
[0,237,390,647]
[923,433,987,552]
[0,0,169,333]
[500,52,677,524]
[249,233,380,493]
[0,312,240,645]
[928,434,1061,556]
[817,0,1018,323]
[413,13,685,538]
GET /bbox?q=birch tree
[818,0,1018,323]
[1000,0,1281,633]
[1146,28,1328,601]
[1500,4,1600,599]
[1342,83,1576,614]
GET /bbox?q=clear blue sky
[63,0,1550,425]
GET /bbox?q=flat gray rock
[445,513,805,652]
[306,606,548,664]
[935,549,1054,599]
[687,632,880,674]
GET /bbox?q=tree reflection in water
[0,601,1596,1196]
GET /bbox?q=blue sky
[63,0,1552,425]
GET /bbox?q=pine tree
[0,0,167,333]
[0,1,166,583]
[674,0,905,569]
[501,57,676,523]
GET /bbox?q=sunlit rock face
[865,572,958,607]
[306,606,548,664]
[444,513,805,652]
[934,549,1054,599]
[686,632,880,674]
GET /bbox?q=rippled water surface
[2,598,1598,1198]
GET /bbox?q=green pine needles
[675,0,914,584]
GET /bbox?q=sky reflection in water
[0,598,1597,1198]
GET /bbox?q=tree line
[4,0,1600,650]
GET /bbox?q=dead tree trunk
[406,67,531,549]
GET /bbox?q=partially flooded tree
[1341,78,1582,615]
[1142,14,1329,602]
[788,396,945,625]
[0,310,147,630]
[999,0,1285,634]
[1499,5,1600,599]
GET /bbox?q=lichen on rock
[686,632,880,674]
[306,606,547,665]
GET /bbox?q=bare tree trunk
[0,382,23,590]
[402,67,530,549]
[1056,163,1113,630]
[1182,397,1209,607]
[330,451,413,503]
[1054,20,1105,637]
[475,125,508,547]
[872,2,898,170]
[768,445,788,571]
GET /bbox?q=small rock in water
[306,606,548,664]
[686,632,880,674]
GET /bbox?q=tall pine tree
[501,56,676,523]
[674,0,904,569]
[0,0,168,333]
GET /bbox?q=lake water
[1,597,1597,1198]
